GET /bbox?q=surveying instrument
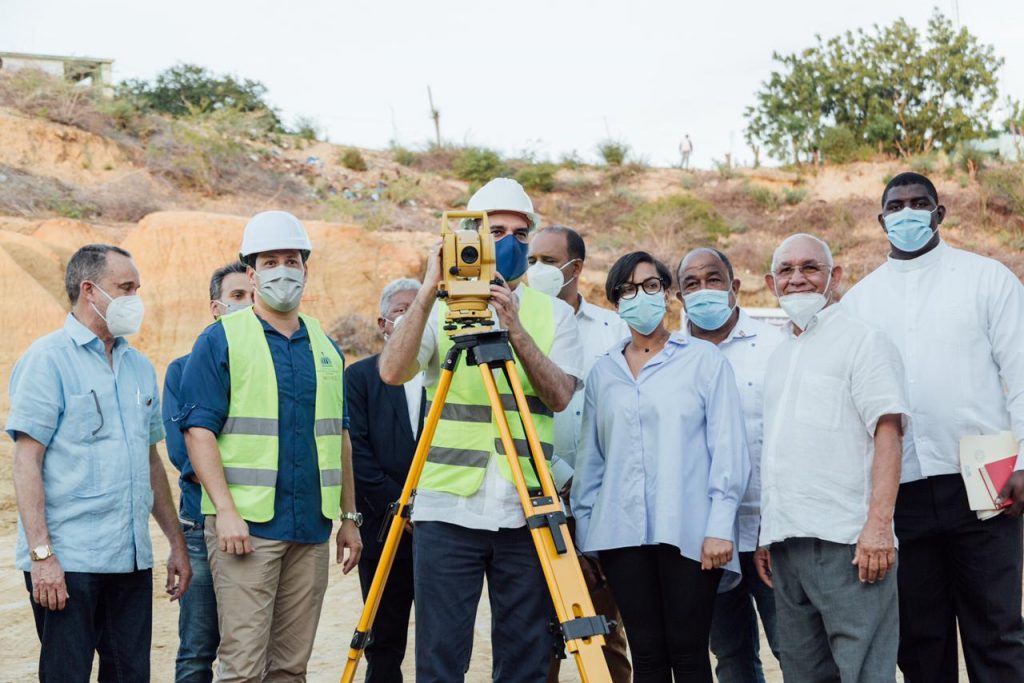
[341,212,612,682]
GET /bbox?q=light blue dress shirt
[7,314,164,573]
[571,332,750,578]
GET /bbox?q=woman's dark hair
[605,251,672,305]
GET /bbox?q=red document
[979,455,1018,509]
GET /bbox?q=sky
[3,0,1022,169]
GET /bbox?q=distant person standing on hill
[680,134,694,169]
[163,261,253,683]
[842,172,1024,682]
[9,243,191,681]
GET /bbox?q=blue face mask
[495,234,529,282]
[683,288,734,331]
[884,207,936,253]
[618,291,667,335]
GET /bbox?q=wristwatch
[30,544,55,561]
[341,512,363,527]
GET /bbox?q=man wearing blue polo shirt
[179,211,363,682]
[10,243,191,681]
[164,261,253,683]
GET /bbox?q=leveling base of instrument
[341,329,612,683]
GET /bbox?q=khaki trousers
[205,517,330,683]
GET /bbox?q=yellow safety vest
[200,308,345,522]
[421,286,556,496]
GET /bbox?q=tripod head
[437,211,501,337]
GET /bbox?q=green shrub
[745,183,780,210]
[292,115,320,142]
[559,151,583,169]
[782,187,808,205]
[625,194,730,240]
[515,163,558,193]
[955,144,990,173]
[820,126,858,164]
[980,166,1024,215]
[338,147,368,171]
[391,145,416,166]
[383,175,422,205]
[596,140,629,166]
[909,154,938,174]
[453,147,508,186]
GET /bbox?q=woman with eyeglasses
[571,251,750,683]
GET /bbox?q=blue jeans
[709,551,780,683]
[413,521,552,683]
[175,519,219,683]
[25,568,152,682]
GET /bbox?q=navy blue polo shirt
[163,354,203,523]
[176,315,349,544]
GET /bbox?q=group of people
[9,170,1024,683]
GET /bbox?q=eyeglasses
[616,277,666,300]
[773,262,829,280]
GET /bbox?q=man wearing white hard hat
[380,178,583,682]
[178,211,363,682]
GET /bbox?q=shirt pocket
[63,392,103,444]
[794,373,844,432]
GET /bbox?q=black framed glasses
[616,277,666,300]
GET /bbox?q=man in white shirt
[526,225,631,683]
[677,247,781,683]
[379,178,583,683]
[842,171,1024,682]
[756,233,907,681]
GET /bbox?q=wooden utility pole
[427,86,441,148]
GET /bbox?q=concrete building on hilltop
[0,51,114,97]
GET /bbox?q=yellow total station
[438,210,498,336]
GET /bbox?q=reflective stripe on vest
[200,308,345,522]
[420,286,557,496]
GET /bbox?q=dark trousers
[176,519,219,683]
[25,568,153,682]
[357,552,415,683]
[709,551,780,683]
[895,474,1024,682]
[413,521,551,683]
[600,544,722,683]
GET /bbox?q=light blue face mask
[618,291,667,335]
[683,288,734,331]
[884,207,936,253]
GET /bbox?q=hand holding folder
[959,432,1018,520]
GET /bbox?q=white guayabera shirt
[843,241,1024,479]
[759,306,909,547]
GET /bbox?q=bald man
[677,247,781,683]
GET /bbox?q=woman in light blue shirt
[571,251,750,683]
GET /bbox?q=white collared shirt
[683,309,783,551]
[842,241,1024,478]
[551,294,630,487]
[759,306,909,547]
[413,284,583,530]
[403,372,424,438]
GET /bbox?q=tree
[745,10,1004,164]
[119,64,281,130]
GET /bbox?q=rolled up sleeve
[6,349,61,446]
[179,327,231,434]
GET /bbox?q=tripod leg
[340,364,459,683]
[477,362,612,683]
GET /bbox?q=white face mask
[256,266,305,312]
[216,301,253,315]
[91,283,145,337]
[776,273,832,331]
[526,260,577,298]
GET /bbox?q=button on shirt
[682,310,783,552]
[759,306,908,547]
[551,294,630,488]
[162,354,202,523]
[842,241,1024,479]
[7,314,164,572]
[571,333,750,577]
[177,316,349,544]
[413,285,583,531]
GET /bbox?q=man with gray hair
[345,277,423,681]
[755,233,908,681]
[9,243,190,681]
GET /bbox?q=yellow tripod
[341,329,611,682]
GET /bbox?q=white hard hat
[466,178,540,230]
[239,211,313,262]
